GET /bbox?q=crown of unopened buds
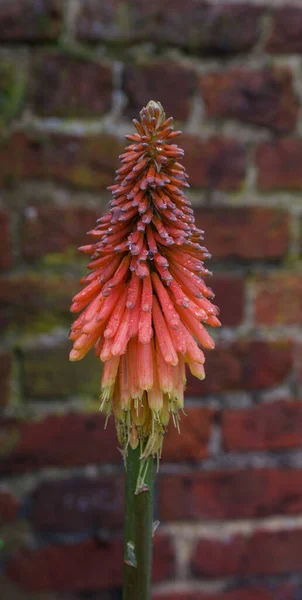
[69,101,220,461]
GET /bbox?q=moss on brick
[0,56,27,129]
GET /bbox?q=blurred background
[0,0,302,599]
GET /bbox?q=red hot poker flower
[69,101,220,460]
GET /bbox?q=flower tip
[141,100,166,123]
[69,349,82,362]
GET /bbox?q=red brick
[0,490,19,524]
[0,132,123,190]
[123,59,196,121]
[21,205,100,260]
[195,206,289,260]
[0,275,78,330]
[31,53,113,117]
[159,468,302,521]
[0,413,120,473]
[0,351,12,408]
[223,400,302,453]
[29,476,124,534]
[267,7,302,54]
[256,139,302,191]
[6,534,174,590]
[191,528,302,578]
[297,342,302,389]
[186,340,293,396]
[0,0,62,41]
[0,210,13,270]
[199,68,298,134]
[211,275,244,326]
[76,1,263,53]
[162,407,215,463]
[255,274,302,326]
[182,136,246,190]
[153,587,283,600]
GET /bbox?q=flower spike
[69,101,220,461]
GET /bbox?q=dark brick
[76,1,263,54]
[0,132,123,190]
[223,400,302,452]
[6,534,174,590]
[159,468,302,521]
[31,53,113,117]
[0,0,62,41]
[182,136,247,190]
[211,274,244,326]
[0,351,12,408]
[0,275,78,331]
[21,205,100,260]
[195,207,289,260]
[162,406,215,463]
[255,274,302,325]
[186,340,293,396]
[29,476,124,534]
[257,139,302,191]
[267,7,302,54]
[0,490,19,524]
[199,68,298,133]
[0,413,120,473]
[191,528,302,578]
[123,59,196,121]
[0,210,13,270]
[23,342,101,399]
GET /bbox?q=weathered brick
[182,136,246,190]
[123,60,196,121]
[159,468,302,521]
[199,68,298,133]
[0,413,120,473]
[256,139,302,191]
[187,340,292,396]
[191,528,302,578]
[0,54,27,126]
[267,7,302,54]
[153,586,290,600]
[76,1,263,53]
[0,351,12,408]
[0,132,123,190]
[255,274,302,326]
[29,476,124,534]
[31,53,113,117]
[21,205,100,260]
[211,275,244,326]
[0,210,13,270]
[0,490,19,524]
[194,207,289,260]
[23,342,101,399]
[0,0,62,41]
[162,407,215,463]
[6,534,174,590]
[223,400,302,453]
[0,275,78,331]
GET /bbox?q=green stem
[123,444,154,600]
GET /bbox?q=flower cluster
[69,101,220,460]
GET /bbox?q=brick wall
[0,1,302,599]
